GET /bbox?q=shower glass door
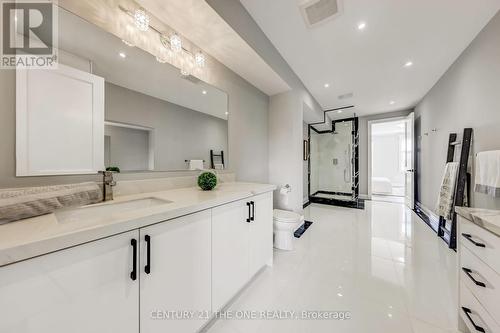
[309,118,358,203]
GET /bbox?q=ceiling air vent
[300,0,342,27]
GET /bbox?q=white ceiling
[241,0,500,118]
[58,7,229,120]
[138,0,291,96]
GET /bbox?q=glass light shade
[194,51,205,68]
[134,8,149,32]
[170,33,182,53]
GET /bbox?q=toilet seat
[273,209,302,223]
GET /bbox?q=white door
[249,192,273,277]
[0,230,139,333]
[139,211,211,333]
[212,198,250,312]
[404,112,415,209]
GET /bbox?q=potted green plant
[197,171,217,191]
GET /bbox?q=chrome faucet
[99,171,117,201]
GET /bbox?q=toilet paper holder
[280,184,292,194]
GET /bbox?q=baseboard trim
[414,201,439,233]
[303,201,311,209]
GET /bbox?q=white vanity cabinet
[249,192,273,277]
[458,214,500,333]
[139,210,212,333]
[0,230,140,333]
[212,193,273,312]
[0,189,274,333]
[212,198,251,312]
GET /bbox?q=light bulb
[170,33,182,53]
[194,51,205,68]
[134,8,150,32]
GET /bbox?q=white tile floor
[206,201,460,333]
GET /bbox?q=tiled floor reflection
[206,201,459,333]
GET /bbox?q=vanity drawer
[460,281,500,333]
[460,246,500,323]
[460,217,500,275]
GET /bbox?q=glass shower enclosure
[308,117,362,208]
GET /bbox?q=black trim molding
[414,201,439,233]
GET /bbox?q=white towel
[188,160,204,170]
[475,150,500,197]
[0,182,103,224]
[436,162,459,220]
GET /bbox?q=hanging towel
[436,162,459,220]
[0,182,103,224]
[475,150,500,197]
[188,160,204,170]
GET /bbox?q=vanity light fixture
[120,5,209,77]
[404,61,413,68]
[357,22,367,30]
[134,8,150,32]
[170,33,182,53]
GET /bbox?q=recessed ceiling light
[324,83,330,88]
[119,52,126,58]
[389,101,395,105]
[404,61,413,67]
[225,111,229,116]
[357,22,366,30]
[202,90,207,95]
[337,110,343,113]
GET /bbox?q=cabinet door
[0,230,139,333]
[16,64,104,176]
[140,211,211,333]
[212,199,250,312]
[249,192,274,277]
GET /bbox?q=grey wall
[105,83,228,171]
[207,0,324,213]
[358,110,412,196]
[105,125,151,171]
[415,11,500,210]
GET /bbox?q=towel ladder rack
[437,128,473,250]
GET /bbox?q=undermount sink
[55,197,172,223]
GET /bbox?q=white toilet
[273,209,303,250]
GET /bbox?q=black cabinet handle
[130,239,137,281]
[462,307,486,333]
[462,268,486,287]
[462,233,486,248]
[250,201,255,222]
[246,202,251,223]
[145,235,151,274]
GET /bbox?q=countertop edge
[0,183,276,267]
[456,206,500,238]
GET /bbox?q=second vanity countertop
[456,206,500,238]
[0,182,276,267]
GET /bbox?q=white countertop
[456,206,500,237]
[0,182,276,267]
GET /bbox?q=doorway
[368,114,414,208]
